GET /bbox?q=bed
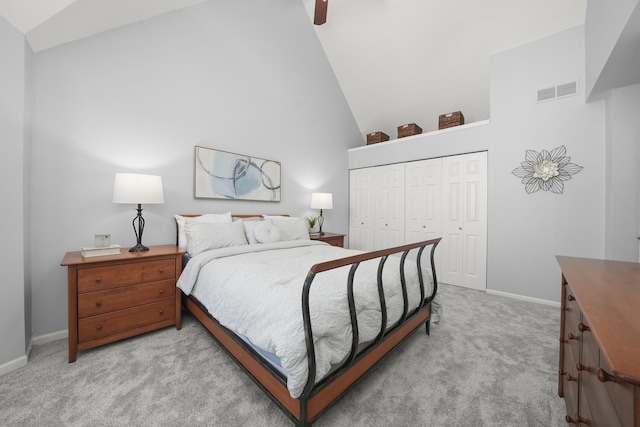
[174,213,441,426]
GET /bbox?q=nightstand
[61,245,184,363]
[310,232,345,248]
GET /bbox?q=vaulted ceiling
[0,0,587,138]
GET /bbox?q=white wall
[0,16,28,368]
[604,83,640,261]
[349,26,606,303]
[30,0,362,337]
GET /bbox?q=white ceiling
[0,0,587,137]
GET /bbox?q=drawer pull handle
[159,268,165,273]
[159,289,164,295]
[95,277,102,283]
[96,301,102,307]
[567,332,578,341]
[596,368,615,383]
[159,310,164,315]
[565,373,577,382]
[578,323,590,332]
[565,414,588,424]
[96,324,103,331]
[567,294,575,301]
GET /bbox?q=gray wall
[604,83,640,261]
[349,26,609,303]
[30,0,362,337]
[0,16,28,366]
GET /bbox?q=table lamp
[310,192,333,235]
[113,173,164,252]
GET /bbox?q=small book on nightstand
[309,232,321,237]
[81,244,121,258]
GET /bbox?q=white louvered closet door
[349,168,375,251]
[441,152,487,290]
[374,163,405,250]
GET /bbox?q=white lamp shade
[113,173,164,204]
[310,192,333,209]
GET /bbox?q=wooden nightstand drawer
[78,279,175,318]
[78,300,174,344]
[78,258,176,292]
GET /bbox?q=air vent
[536,80,579,103]
[557,81,578,98]
[537,87,556,102]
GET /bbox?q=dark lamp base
[129,244,150,252]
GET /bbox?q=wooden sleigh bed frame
[177,214,441,426]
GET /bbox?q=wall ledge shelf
[351,119,491,152]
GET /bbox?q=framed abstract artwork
[194,146,281,201]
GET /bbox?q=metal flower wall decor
[512,145,583,194]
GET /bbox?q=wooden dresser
[557,256,640,426]
[61,245,184,362]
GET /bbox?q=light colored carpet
[0,284,566,426]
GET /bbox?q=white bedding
[177,240,431,398]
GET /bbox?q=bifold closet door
[349,168,375,251]
[405,159,442,271]
[374,164,405,250]
[441,152,487,290]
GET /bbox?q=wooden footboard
[182,237,440,426]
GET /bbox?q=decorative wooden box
[438,111,465,129]
[397,123,422,138]
[366,131,390,145]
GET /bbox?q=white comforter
[177,240,429,398]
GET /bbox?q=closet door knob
[578,323,590,332]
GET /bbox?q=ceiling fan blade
[314,0,328,25]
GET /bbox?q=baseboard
[32,329,68,346]
[0,354,28,377]
[0,330,67,378]
[486,289,560,308]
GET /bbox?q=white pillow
[242,220,264,244]
[185,220,247,257]
[270,217,310,241]
[253,221,282,244]
[175,213,232,250]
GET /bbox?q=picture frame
[194,146,281,202]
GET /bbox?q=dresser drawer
[581,339,622,427]
[78,300,174,343]
[562,344,579,419]
[600,356,635,426]
[78,279,175,318]
[78,259,176,292]
[564,288,581,358]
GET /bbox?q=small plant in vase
[305,216,319,234]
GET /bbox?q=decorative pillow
[270,217,310,241]
[184,220,247,257]
[175,213,232,250]
[242,219,264,245]
[253,220,282,244]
